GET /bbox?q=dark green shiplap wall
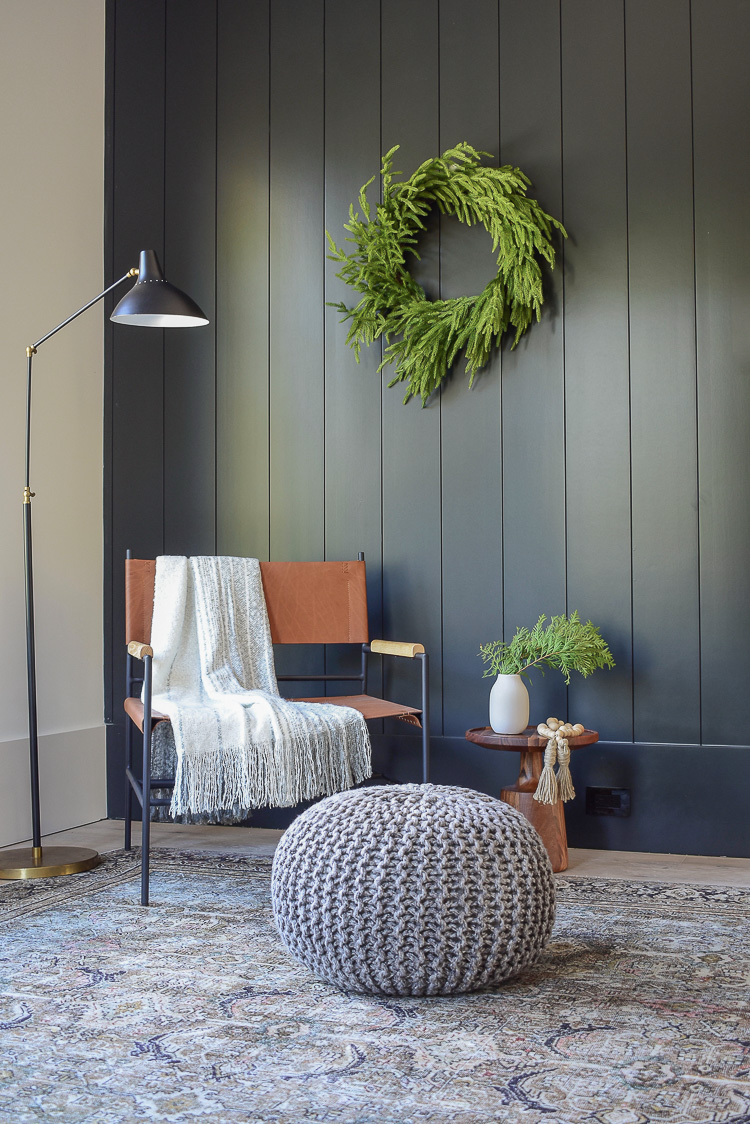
[104,0,750,856]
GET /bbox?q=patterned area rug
[1,850,748,1124]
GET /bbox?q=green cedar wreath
[327,143,566,405]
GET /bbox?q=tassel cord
[555,738,575,802]
[533,738,559,806]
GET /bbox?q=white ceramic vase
[489,673,530,734]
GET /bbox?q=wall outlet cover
[585,787,631,818]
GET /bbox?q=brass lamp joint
[26,346,37,357]
[128,267,139,278]
[23,486,35,504]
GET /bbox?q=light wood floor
[2,819,749,887]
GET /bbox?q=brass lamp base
[0,846,100,880]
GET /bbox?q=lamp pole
[0,253,207,880]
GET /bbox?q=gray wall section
[561,1,633,743]
[626,0,700,746]
[693,0,750,746]
[105,0,167,812]
[164,0,217,557]
[104,0,750,857]
[324,0,384,697]
[440,0,504,739]
[499,0,567,728]
[379,0,443,731]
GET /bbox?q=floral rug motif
[0,850,749,1123]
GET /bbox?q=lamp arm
[31,267,137,351]
[24,266,137,490]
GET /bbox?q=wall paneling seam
[623,0,635,745]
[688,0,703,746]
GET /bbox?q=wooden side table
[465,725,599,873]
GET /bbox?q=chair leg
[124,784,133,851]
[141,655,153,906]
[140,732,152,906]
[140,779,151,905]
[124,718,133,851]
[419,652,430,784]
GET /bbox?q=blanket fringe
[171,716,371,818]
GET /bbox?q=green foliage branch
[327,143,566,405]
[479,612,615,685]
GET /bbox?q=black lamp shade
[110,249,209,327]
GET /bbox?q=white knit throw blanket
[148,556,371,819]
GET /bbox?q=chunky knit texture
[271,784,556,996]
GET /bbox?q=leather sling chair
[124,552,430,904]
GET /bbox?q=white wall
[0,0,107,844]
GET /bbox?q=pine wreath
[327,143,566,405]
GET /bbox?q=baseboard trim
[0,726,107,848]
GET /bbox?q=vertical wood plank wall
[105,0,750,855]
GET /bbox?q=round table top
[465,725,599,751]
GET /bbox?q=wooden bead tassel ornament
[533,717,584,805]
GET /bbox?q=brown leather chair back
[125,558,369,646]
[125,559,157,648]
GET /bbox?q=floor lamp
[0,250,208,880]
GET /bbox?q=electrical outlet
[585,787,631,818]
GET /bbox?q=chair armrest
[370,639,425,659]
[127,641,154,660]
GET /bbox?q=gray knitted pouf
[271,783,556,997]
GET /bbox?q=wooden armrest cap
[370,639,425,659]
[127,641,153,659]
